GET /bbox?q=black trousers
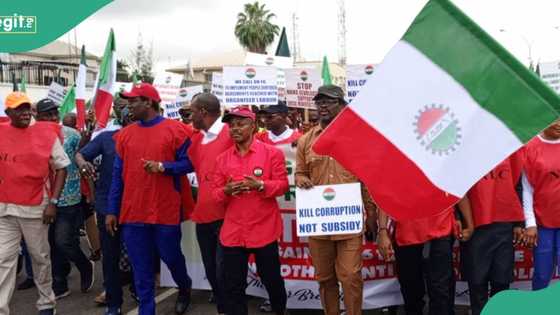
[196,220,225,314]
[223,241,287,315]
[395,236,455,315]
[462,222,514,315]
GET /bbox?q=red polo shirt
[188,125,233,223]
[213,139,289,248]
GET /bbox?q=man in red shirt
[256,101,302,146]
[463,153,525,315]
[212,107,289,315]
[187,93,233,314]
[106,83,194,315]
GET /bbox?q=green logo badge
[323,187,336,201]
[253,167,263,177]
[246,68,256,79]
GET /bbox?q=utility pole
[291,13,302,63]
[337,0,347,65]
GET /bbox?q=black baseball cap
[312,84,347,104]
[260,101,289,114]
[36,98,58,113]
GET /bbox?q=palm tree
[234,2,280,53]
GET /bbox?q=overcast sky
[60,0,560,72]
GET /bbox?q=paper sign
[211,72,224,105]
[222,66,278,107]
[538,61,560,93]
[114,81,133,94]
[163,85,204,120]
[346,64,375,102]
[296,183,364,236]
[285,68,321,109]
[244,52,293,69]
[153,72,183,118]
[47,82,66,105]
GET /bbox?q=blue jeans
[196,220,225,313]
[532,227,560,290]
[97,213,124,308]
[122,224,191,315]
[48,204,91,293]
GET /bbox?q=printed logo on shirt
[245,68,256,79]
[323,187,336,201]
[253,167,263,177]
[364,64,374,75]
[413,104,461,156]
[300,70,308,82]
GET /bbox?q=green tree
[234,2,280,53]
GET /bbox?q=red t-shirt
[467,152,524,228]
[115,119,194,225]
[188,125,233,223]
[395,208,456,246]
[0,122,61,206]
[213,139,289,248]
[524,137,560,228]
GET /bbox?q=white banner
[211,72,224,105]
[153,72,183,118]
[538,61,560,93]
[47,82,66,105]
[285,68,321,109]
[296,183,364,237]
[222,66,278,107]
[346,64,375,102]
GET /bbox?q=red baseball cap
[222,106,256,123]
[120,83,161,103]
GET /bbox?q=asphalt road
[8,238,471,315]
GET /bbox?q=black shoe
[54,289,71,300]
[17,278,35,290]
[38,308,55,315]
[81,260,95,293]
[175,290,191,315]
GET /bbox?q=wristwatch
[49,198,59,206]
[257,180,265,192]
[157,162,165,173]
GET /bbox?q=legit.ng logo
[0,14,37,34]
[322,187,336,201]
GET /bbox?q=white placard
[538,61,560,93]
[47,82,66,105]
[285,68,321,109]
[113,81,133,94]
[153,72,183,118]
[162,85,204,120]
[211,72,224,105]
[243,53,291,102]
[222,66,278,107]
[296,183,364,236]
[346,64,375,102]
